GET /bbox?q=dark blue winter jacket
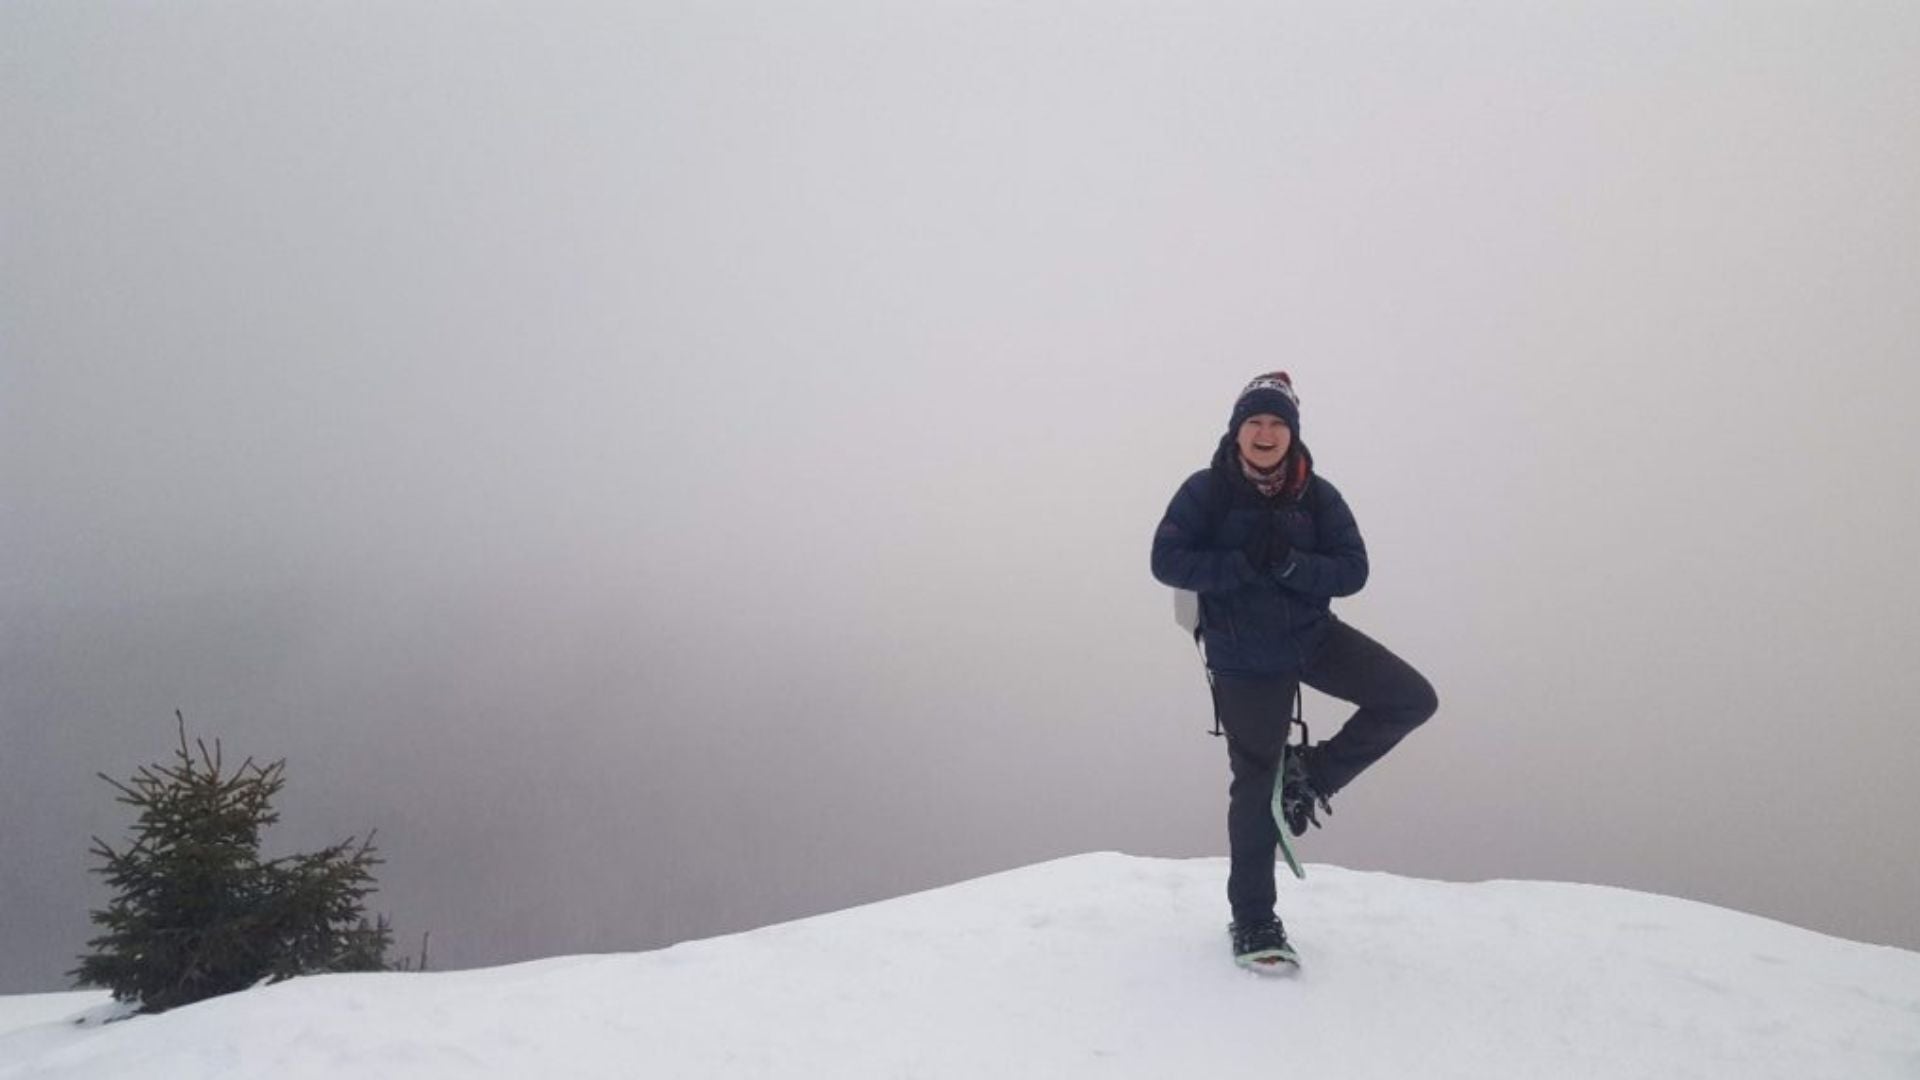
[1150,438,1369,677]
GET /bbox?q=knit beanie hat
[1228,371,1301,437]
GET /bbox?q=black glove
[1244,528,1293,572]
[1267,532,1294,570]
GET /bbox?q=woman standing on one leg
[1150,371,1439,971]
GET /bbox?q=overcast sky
[4,1,1918,992]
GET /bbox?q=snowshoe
[1230,919,1299,974]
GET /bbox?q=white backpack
[1173,588,1202,640]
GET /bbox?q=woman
[1150,371,1439,972]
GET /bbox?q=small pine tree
[72,712,396,1013]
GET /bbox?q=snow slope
[4,854,1917,1079]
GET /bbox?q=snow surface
[4,854,1917,1079]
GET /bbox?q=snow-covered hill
[4,854,1917,1079]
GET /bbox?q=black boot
[1229,918,1298,970]
[1279,743,1332,838]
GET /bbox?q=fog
[5,2,1918,992]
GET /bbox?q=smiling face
[1236,414,1293,471]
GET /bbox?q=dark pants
[1209,618,1438,925]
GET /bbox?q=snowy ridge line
[4,853,1918,1080]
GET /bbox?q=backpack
[1173,588,1202,640]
